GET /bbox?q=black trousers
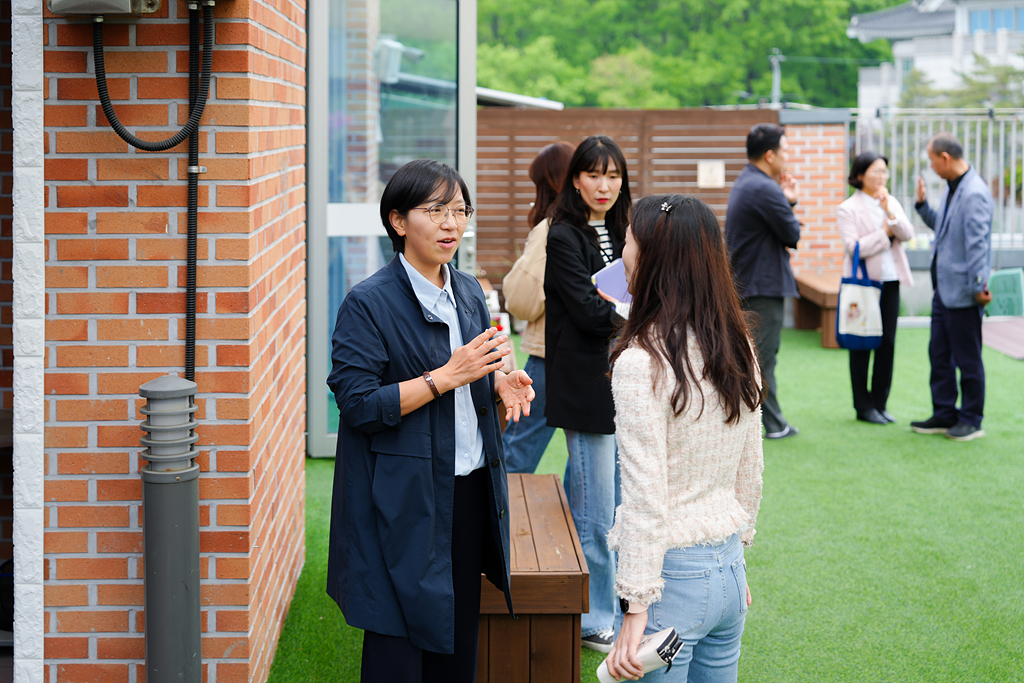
[849,281,900,413]
[360,467,489,683]
[743,296,790,434]
[929,291,985,427]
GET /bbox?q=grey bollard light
[138,375,202,683]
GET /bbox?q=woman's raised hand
[876,186,890,213]
[497,370,535,423]
[434,327,509,393]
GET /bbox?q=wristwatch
[619,597,647,615]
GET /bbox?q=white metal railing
[851,109,1024,252]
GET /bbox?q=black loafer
[856,408,888,425]
[879,410,896,423]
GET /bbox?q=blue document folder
[591,258,632,304]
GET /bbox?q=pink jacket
[836,190,915,286]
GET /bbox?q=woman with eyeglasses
[326,159,534,682]
[544,135,633,652]
[837,152,915,425]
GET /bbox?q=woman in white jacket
[604,195,764,682]
[836,152,915,425]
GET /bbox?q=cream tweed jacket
[607,341,764,607]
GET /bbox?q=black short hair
[746,123,786,161]
[848,152,889,189]
[929,132,964,160]
[379,159,471,253]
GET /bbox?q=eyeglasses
[412,204,475,225]
[869,169,890,177]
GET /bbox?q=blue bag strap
[851,243,870,281]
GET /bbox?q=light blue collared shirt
[399,254,486,476]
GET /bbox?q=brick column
[784,120,849,275]
[42,1,306,681]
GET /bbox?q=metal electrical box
[48,0,160,15]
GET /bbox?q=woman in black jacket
[544,135,632,652]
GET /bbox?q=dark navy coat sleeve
[327,288,402,434]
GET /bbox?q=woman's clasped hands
[433,327,535,423]
[436,327,510,387]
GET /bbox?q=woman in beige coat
[501,141,575,472]
[836,152,915,425]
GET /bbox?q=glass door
[307,0,476,456]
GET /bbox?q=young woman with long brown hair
[501,141,576,472]
[603,195,764,682]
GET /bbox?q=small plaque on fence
[697,160,726,189]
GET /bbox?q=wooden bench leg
[477,613,582,683]
[793,297,821,330]
[821,307,839,349]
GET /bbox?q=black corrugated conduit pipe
[92,3,214,381]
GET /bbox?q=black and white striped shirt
[591,220,615,266]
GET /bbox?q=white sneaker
[765,425,799,440]
[582,628,615,653]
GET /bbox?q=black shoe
[581,629,615,653]
[910,416,958,434]
[945,420,985,441]
[857,408,888,425]
[879,410,896,423]
[765,425,799,440]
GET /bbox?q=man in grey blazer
[912,132,993,441]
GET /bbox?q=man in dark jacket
[725,123,802,439]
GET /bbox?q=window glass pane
[328,0,457,206]
[970,9,991,32]
[325,0,458,433]
[994,7,1013,30]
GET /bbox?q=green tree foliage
[898,67,943,108]
[943,53,1024,108]
[477,37,588,105]
[896,54,1024,109]
[477,0,902,108]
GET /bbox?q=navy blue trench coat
[326,256,513,655]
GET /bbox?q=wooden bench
[478,473,589,683]
[794,272,841,349]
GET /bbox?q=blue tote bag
[836,243,883,350]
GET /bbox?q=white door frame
[305,0,477,457]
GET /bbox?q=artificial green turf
[268,328,1024,682]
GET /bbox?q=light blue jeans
[645,534,747,683]
[501,355,557,474]
[563,429,618,637]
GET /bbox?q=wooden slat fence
[476,108,778,294]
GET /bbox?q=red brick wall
[786,123,848,275]
[42,1,307,681]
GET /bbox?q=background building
[849,0,1024,112]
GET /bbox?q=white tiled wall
[10,0,44,680]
